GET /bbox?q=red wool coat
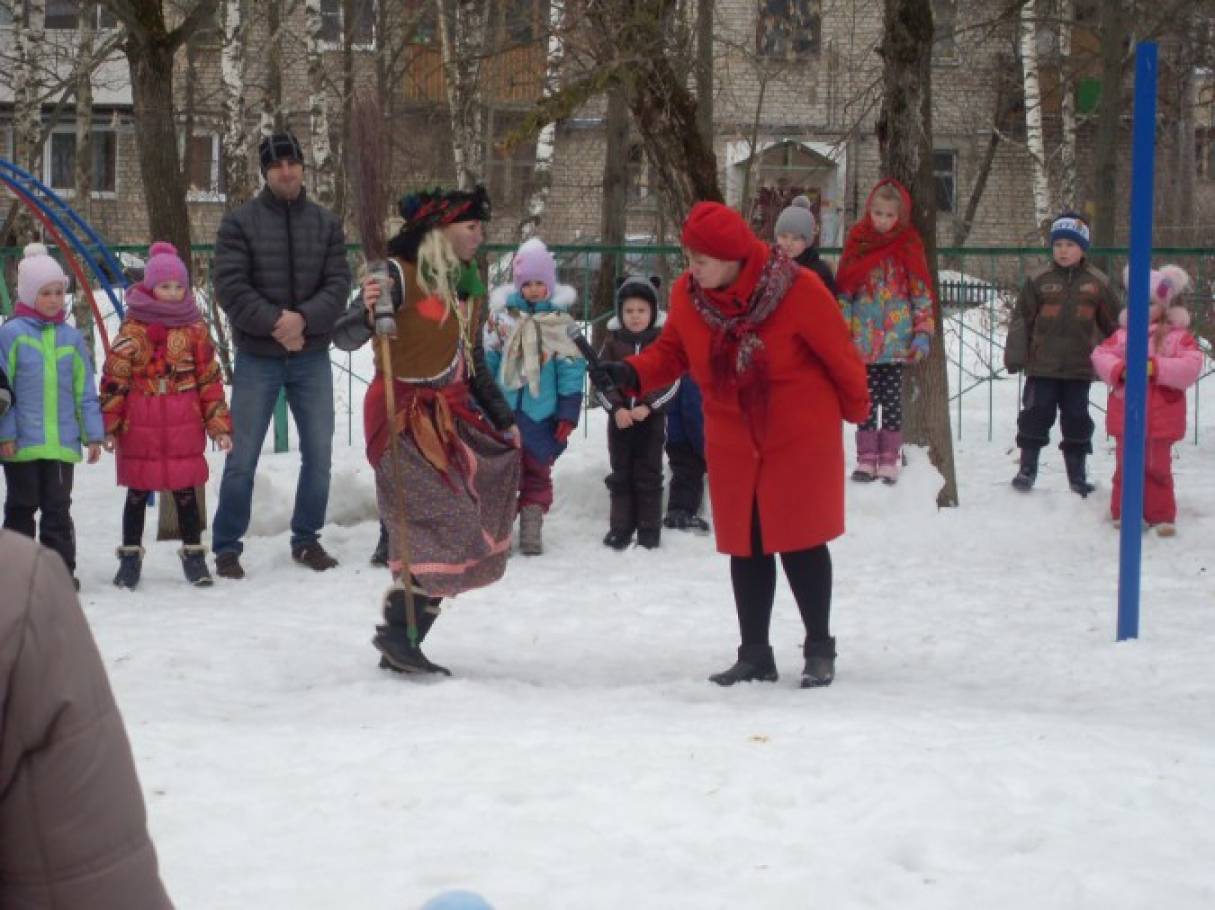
[629,268,870,556]
[99,319,231,492]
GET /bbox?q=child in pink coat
[1091,265,1203,536]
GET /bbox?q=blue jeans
[212,348,335,555]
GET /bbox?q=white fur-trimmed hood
[488,282,578,314]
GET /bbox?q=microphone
[565,322,619,406]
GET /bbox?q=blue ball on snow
[420,890,494,910]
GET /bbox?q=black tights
[123,488,202,546]
[729,504,832,647]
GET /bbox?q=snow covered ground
[59,311,1215,908]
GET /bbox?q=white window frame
[44,2,119,31]
[43,126,120,198]
[319,0,377,51]
[933,148,957,214]
[180,131,226,203]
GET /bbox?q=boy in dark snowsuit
[1004,212,1120,495]
[598,276,678,549]
[663,374,709,531]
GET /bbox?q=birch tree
[304,0,337,207]
[1057,0,1077,211]
[11,0,46,247]
[519,0,566,239]
[221,0,258,211]
[74,3,97,356]
[436,0,489,189]
[1019,0,1051,237]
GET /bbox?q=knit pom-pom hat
[16,242,67,306]
[142,241,189,290]
[512,237,558,295]
[774,195,817,244]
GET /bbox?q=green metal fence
[4,243,1214,445]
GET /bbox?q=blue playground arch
[0,157,128,350]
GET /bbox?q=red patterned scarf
[686,240,801,438]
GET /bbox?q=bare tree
[1057,0,1078,210]
[877,0,957,508]
[520,0,567,239]
[436,0,490,188]
[694,0,713,145]
[10,0,47,248]
[1019,0,1051,237]
[593,79,631,337]
[74,2,98,357]
[303,0,337,206]
[220,0,258,211]
[100,0,221,260]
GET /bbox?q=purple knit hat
[16,242,67,306]
[142,241,189,290]
[512,238,557,295]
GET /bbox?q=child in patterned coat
[100,242,232,588]
[836,179,934,484]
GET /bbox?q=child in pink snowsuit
[1091,265,1202,537]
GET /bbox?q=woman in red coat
[596,203,869,688]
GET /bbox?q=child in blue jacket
[0,243,106,586]
[483,238,587,555]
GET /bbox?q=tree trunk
[11,0,46,249]
[221,0,256,211]
[878,0,957,508]
[951,59,1017,249]
[1093,0,1128,252]
[1057,0,1078,210]
[740,70,770,219]
[436,0,488,189]
[304,0,337,208]
[520,0,566,239]
[695,0,714,146]
[264,0,286,133]
[593,80,631,344]
[1020,0,1051,237]
[74,3,97,359]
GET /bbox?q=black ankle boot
[375,588,449,675]
[801,637,836,688]
[709,644,779,686]
[1063,449,1095,497]
[370,523,389,567]
[1011,447,1039,491]
[113,546,144,589]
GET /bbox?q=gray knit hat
[774,195,817,244]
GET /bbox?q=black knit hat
[259,132,304,174]
[614,274,661,328]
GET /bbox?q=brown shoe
[292,541,339,571]
[215,551,245,579]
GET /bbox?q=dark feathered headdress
[388,185,492,261]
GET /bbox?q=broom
[351,90,421,648]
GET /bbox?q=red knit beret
[681,202,755,261]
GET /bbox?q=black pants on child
[665,439,706,515]
[860,363,904,432]
[606,415,666,532]
[1015,377,1094,454]
[123,488,202,547]
[3,459,76,572]
[730,504,832,646]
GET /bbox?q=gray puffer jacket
[0,531,173,909]
[213,186,351,358]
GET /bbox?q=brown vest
[376,258,481,381]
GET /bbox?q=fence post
[274,389,289,453]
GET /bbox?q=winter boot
[1011,447,1039,492]
[1063,449,1095,497]
[636,527,661,548]
[801,637,837,689]
[292,541,339,571]
[876,429,903,485]
[518,504,544,556]
[709,644,779,686]
[112,546,144,589]
[179,545,214,587]
[370,522,389,567]
[852,429,879,482]
[1153,523,1177,538]
[603,529,633,549]
[606,495,635,549]
[374,588,449,675]
[214,550,245,580]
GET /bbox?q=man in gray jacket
[0,530,173,908]
[210,132,351,579]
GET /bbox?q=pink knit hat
[16,242,67,306]
[142,241,189,290]
[512,238,557,295]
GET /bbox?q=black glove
[0,388,10,416]
[589,361,638,395]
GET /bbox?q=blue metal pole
[1117,42,1158,642]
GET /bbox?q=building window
[45,1,118,29]
[0,2,13,27]
[183,133,226,200]
[933,149,957,213]
[503,0,538,45]
[756,0,821,60]
[320,0,375,47]
[45,129,118,195]
[1198,129,1215,181]
[404,0,438,44]
[932,0,959,63]
[627,143,649,203]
